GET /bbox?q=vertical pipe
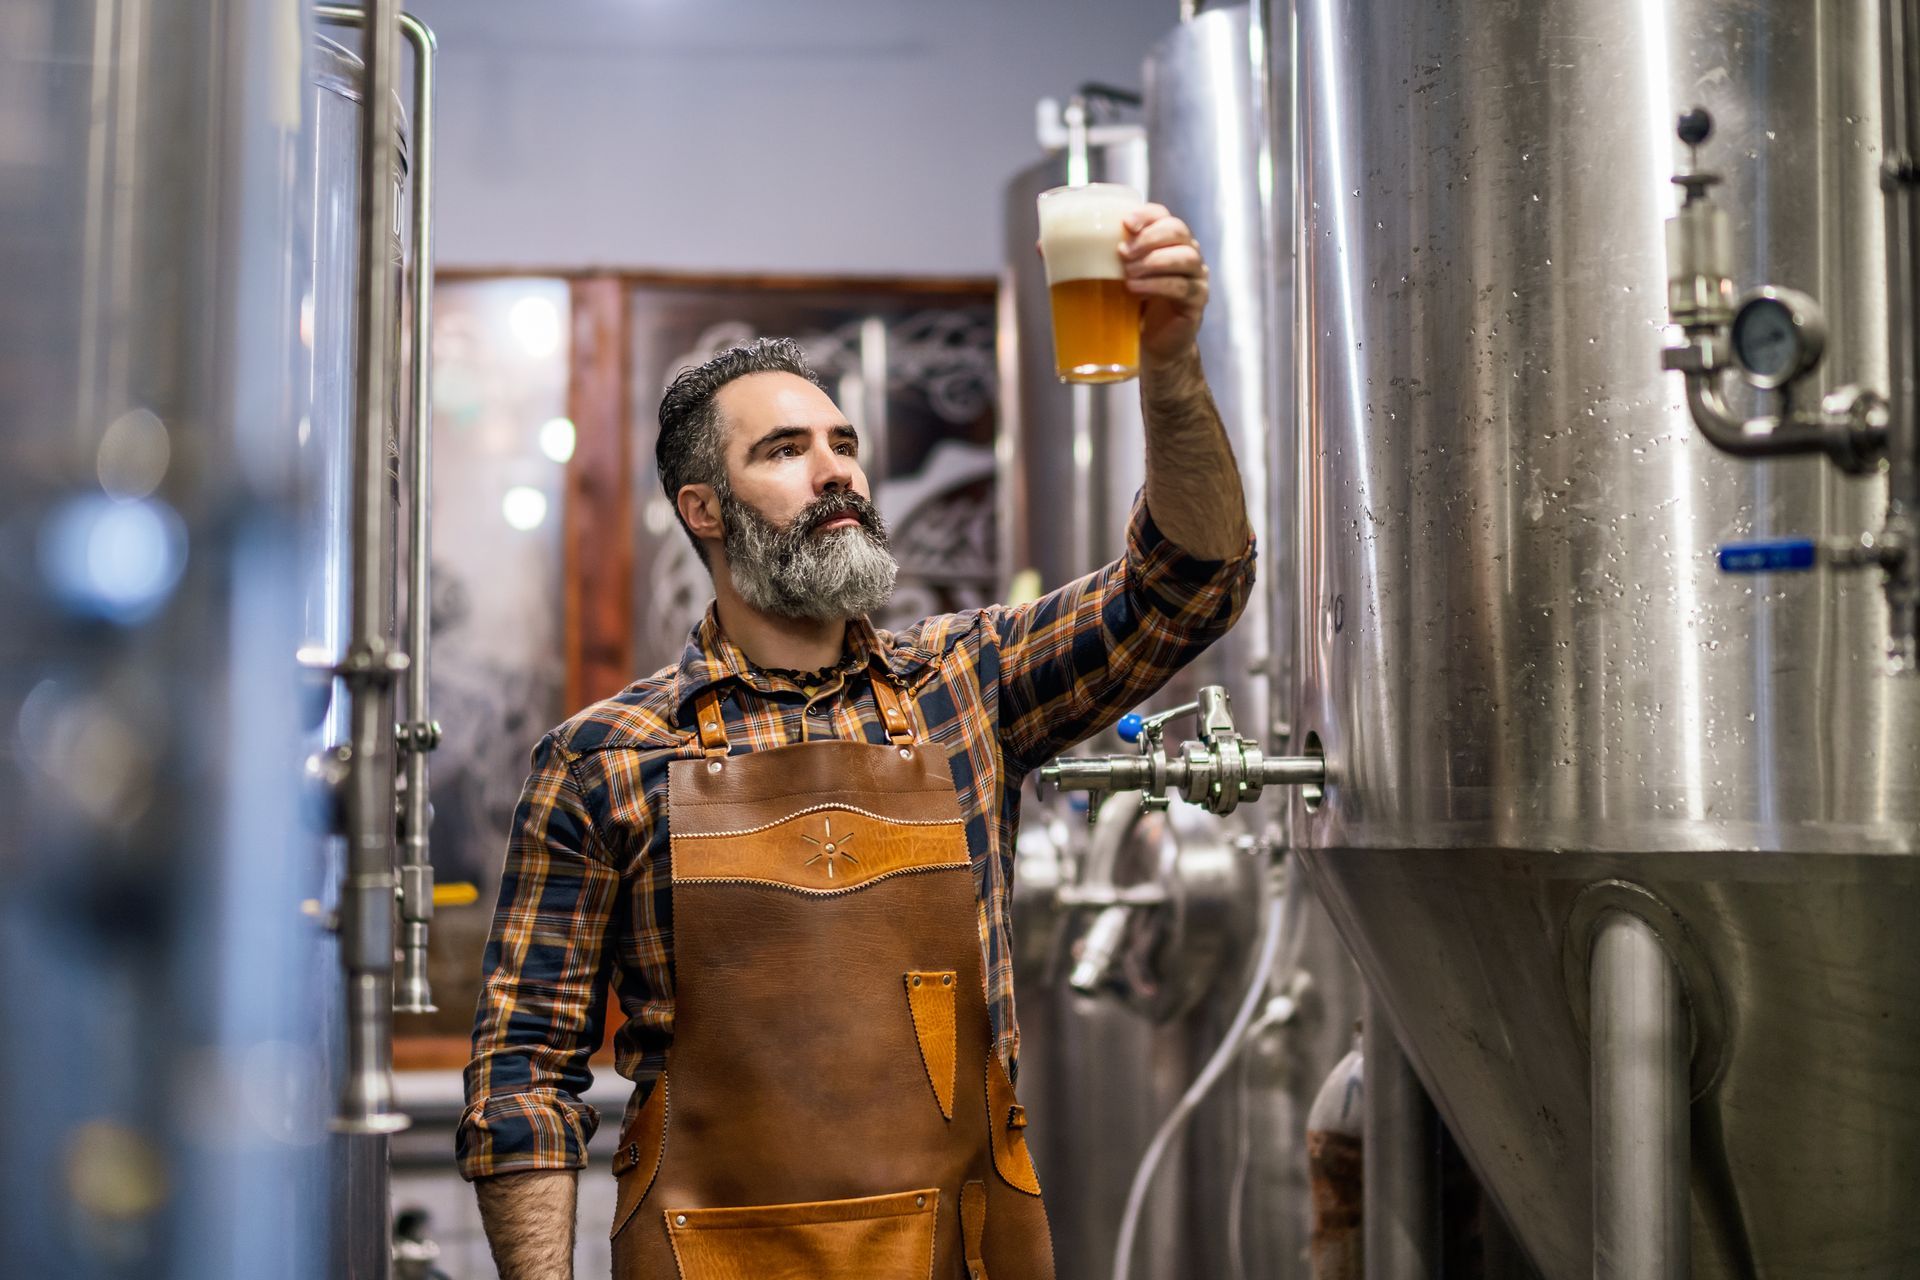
[335,0,408,1145]
[1881,0,1920,670]
[859,314,889,486]
[1249,0,1293,751]
[394,12,439,1016]
[1590,911,1690,1280]
[1363,993,1439,1280]
[1070,383,1095,577]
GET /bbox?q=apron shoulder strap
[869,675,918,748]
[691,688,730,759]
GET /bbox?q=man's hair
[656,337,826,562]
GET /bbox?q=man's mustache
[798,491,884,537]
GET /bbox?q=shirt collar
[671,603,935,725]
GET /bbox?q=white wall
[402,0,1182,275]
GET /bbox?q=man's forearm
[1141,347,1252,560]
[475,1168,578,1280]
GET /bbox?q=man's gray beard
[720,489,898,622]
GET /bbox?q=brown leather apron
[610,677,1055,1280]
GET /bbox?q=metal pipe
[1880,0,1920,669]
[395,11,439,1015]
[1590,910,1690,1280]
[859,314,889,487]
[1064,95,1091,188]
[333,0,409,1138]
[1679,372,1879,466]
[1361,994,1440,1280]
[315,3,442,1018]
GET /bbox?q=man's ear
[677,483,723,543]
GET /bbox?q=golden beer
[1037,182,1143,383]
[1047,279,1140,383]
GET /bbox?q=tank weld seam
[674,804,965,839]
[673,863,968,897]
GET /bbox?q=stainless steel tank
[0,0,332,1274]
[1291,0,1918,1276]
[1144,8,1366,1276]
[1002,16,1363,1276]
[1002,119,1178,1280]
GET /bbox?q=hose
[1110,859,1296,1280]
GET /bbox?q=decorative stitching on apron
[672,863,968,897]
[672,803,966,840]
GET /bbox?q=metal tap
[1040,685,1325,817]
[1661,93,1919,671]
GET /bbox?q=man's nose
[815,442,858,493]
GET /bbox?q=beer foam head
[1037,182,1141,285]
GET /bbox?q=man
[459,202,1254,1279]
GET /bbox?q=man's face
[715,371,872,524]
[707,371,897,621]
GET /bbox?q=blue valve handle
[1116,713,1145,744]
[1718,538,1817,573]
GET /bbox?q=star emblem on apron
[800,815,859,878]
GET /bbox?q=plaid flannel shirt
[457,494,1254,1180]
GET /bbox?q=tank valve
[1661,107,1888,472]
[1040,685,1324,817]
[1660,104,1914,669]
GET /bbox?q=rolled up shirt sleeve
[992,490,1256,775]
[456,732,619,1180]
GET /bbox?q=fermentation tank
[0,0,330,1274]
[1001,12,1363,1277]
[0,2,431,1273]
[1142,7,1366,1276]
[1003,115,1177,1280]
[1291,0,1919,1276]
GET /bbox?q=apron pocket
[610,1074,670,1241]
[904,969,958,1120]
[665,1187,939,1280]
[987,1054,1043,1196]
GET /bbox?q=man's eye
[771,444,799,458]
[835,443,858,456]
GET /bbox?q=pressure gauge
[1730,286,1826,390]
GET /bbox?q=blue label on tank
[1717,539,1817,573]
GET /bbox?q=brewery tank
[1003,118,1181,1280]
[1142,7,1365,1276]
[1002,12,1363,1276]
[0,0,333,1274]
[1290,0,1919,1277]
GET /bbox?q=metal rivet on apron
[707,759,723,773]
[704,721,717,732]
[899,747,913,759]
[915,1194,926,1208]
[942,974,953,986]
[674,1214,687,1227]
[911,975,922,987]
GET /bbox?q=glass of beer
[1036,182,1142,383]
